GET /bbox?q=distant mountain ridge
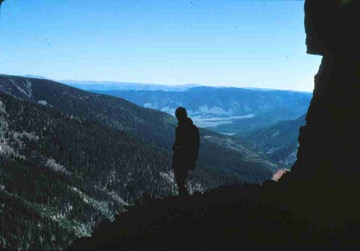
[86,86,312,118]
[62,80,202,92]
[88,87,312,135]
[19,76,312,138]
[22,74,48,79]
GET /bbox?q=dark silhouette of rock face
[67,1,360,250]
[290,0,360,189]
[290,56,360,188]
[305,0,360,56]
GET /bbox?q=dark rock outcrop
[305,0,360,56]
[290,0,360,187]
[290,55,360,187]
[67,1,360,250]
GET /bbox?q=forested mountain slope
[0,75,279,183]
[0,76,280,250]
[0,92,248,249]
[244,115,306,167]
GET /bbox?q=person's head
[175,107,187,122]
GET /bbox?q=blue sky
[0,0,321,92]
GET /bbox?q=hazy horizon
[3,74,311,93]
[0,0,321,92]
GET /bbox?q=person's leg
[175,168,188,197]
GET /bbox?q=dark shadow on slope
[67,178,360,250]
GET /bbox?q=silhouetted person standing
[172,107,200,197]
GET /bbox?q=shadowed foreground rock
[67,181,360,250]
[67,0,360,249]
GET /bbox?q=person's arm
[194,127,200,160]
[173,127,179,151]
